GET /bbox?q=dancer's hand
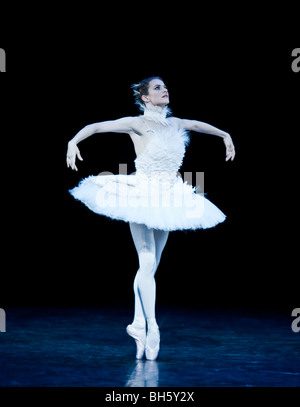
[66,141,83,171]
[223,134,235,161]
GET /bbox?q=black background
[1,6,299,314]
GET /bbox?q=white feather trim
[141,104,172,126]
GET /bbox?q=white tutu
[70,107,226,231]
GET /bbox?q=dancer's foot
[145,325,160,361]
[126,324,146,360]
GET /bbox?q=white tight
[129,222,169,329]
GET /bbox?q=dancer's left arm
[177,118,235,161]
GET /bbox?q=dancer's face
[142,79,169,107]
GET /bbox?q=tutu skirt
[69,173,226,231]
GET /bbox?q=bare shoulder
[115,115,140,127]
[91,115,144,135]
[169,117,199,131]
[168,116,184,129]
[130,115,148,135]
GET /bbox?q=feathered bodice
[134,125,190,185]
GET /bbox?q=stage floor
[0,306,299,387]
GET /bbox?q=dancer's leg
[132,270,145,326]
[145,228,168,356]
[127,222,156,359]
[130,225,169,327]
[129,223,169,360]
[153,229,169,269]
[129,222,157,325]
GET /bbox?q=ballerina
[66,76,235,360]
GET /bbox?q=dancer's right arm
[67,117,139,171]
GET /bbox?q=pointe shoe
[126,324,146,360]
[145,343,160,361]
[145,328,160,361]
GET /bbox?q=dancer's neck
[141,103,172,126]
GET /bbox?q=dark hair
[131,76,164,108]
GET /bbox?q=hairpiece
[133,89,140,96]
